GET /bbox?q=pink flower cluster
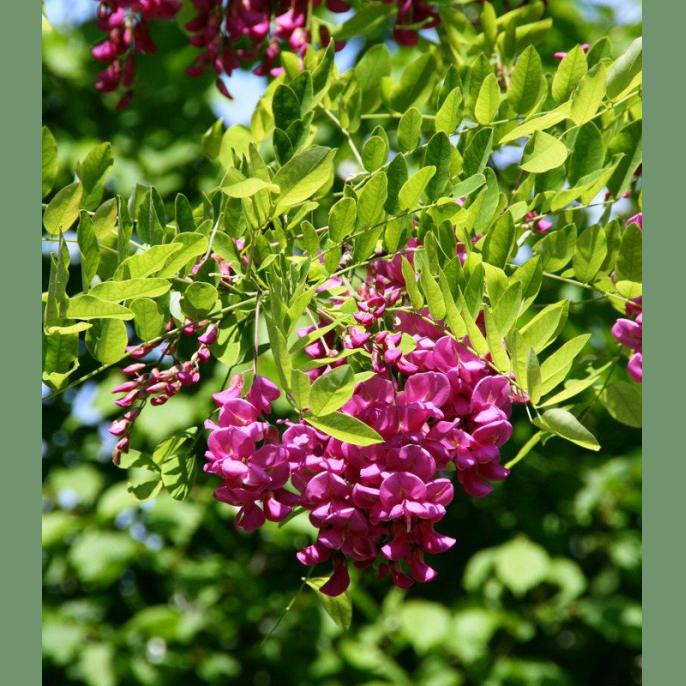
[92,1,443,104]
[108,319,217,462]
[205,353,513,595]
[612,298,642,383]
[92,0,182,108]
[204,231,516,595]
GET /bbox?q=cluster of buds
[109,320,218,463]
[92,1,447,104]
[523,210,553,234]
[553,42,589,60]
[91,0,182,108]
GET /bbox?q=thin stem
[319,107,365,169]
[540,271,632,305]
[43,297,257,401]
[260,567,314,646]
[505,430,544,470]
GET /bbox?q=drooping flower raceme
[203,232,518,596]
[91,0,447,105]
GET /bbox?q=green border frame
[1,1,41,682]
[1,1,677,683]
[643,2,684,684]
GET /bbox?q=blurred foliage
[43,1,641,684]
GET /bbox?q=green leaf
[552,45,588,103]
[492,281,522,336]
[355,44,391,101]
[136,187,164,245]
[573,225,607,283]
[89,278,171,302]
[154,430,198,501]
[157,233,209,278]
[457,289,489,356]
[423,132,452,200]
[306,577,352,631]
[607,120,642,197]
[498,104,570,144]
[305,412,383,446]
[601,380,642,428]
[519,300,568,353]
[272,84,301,131]
[520,131,568,173]
[265,316,292,393]
[42,126,58,197]
[391,53,436,112]
[539,362,612,407]
[451,173,486,199]
[540,334,591,395]
[474,73,501,125]
[356,172,387,228]
[384,153,408,214]
[130,298,165,340]
[398,166,436,210]
[174,193,195,232]
[334,3,395,41]
[570,63,608,125]
[42,330,78,388]
[312,42,335,95]
[484,307,510,371]
[77,211,100,290]
[66,295,134,321]
[328,197,356,243]
[568,124,605,187]
[300,220,319,255]
[44,240,70,329]
[438,270,467,338]
[483,213,515,269]
[481,1,498,52]
[309,366,357,416]
[397,107,422,152]
[273,146,335,215]
[181,281,218,318]
[401,256,423,309]
[400,601,451,654]
[537,223,577,272]
[495,538,550,596]
[290,369,311,411]
[418,261,446,321]
[606,37,642,99]
[218,125,252,167]
[616,223,642,282]
[43,181,83,235]
[435,87,462,134]
[88,319,128,364]
[223,177,280,198]
[507,46,544,114]
[362,135,388,172]
[77,142,113,205]
[536,408,600,451]
[115,244,183,279]
[526,348,542,404]
[463,128,494,177]
[510,255,543,307]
